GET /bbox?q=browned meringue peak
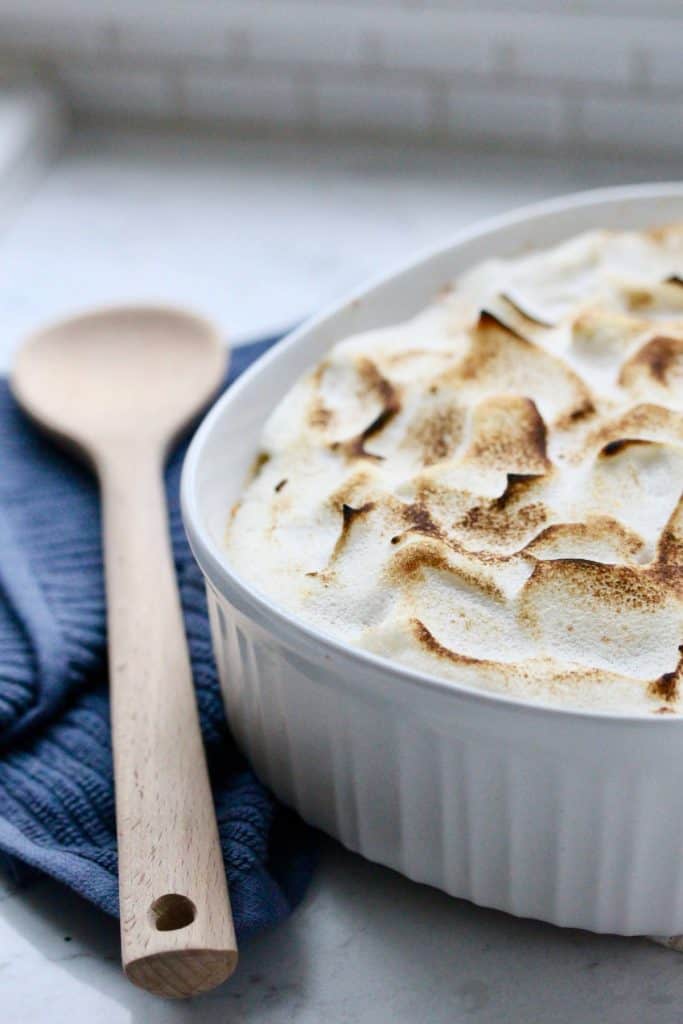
[618,278,683,318]
[522,517,645,564]
[463,394,549,475]
[659,495,683,566]
[361,609,681,711]
[618,335,683,398]
[408,617,682,707]
[570,308,650,368]
[479,291,563,344]
[309,355,401,445]
[519,558,683,678]
[227,226,683,712]
[386,535,508,604]
[446,311,594,429]
[499,288,557,328]
[397,393,465,468]
[451,473,551,555]
[585,439,683,560]
[583,403,683,453]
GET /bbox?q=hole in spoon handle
[149,893,197,932]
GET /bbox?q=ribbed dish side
[206,586,683,935]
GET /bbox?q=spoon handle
[100,449,237,998]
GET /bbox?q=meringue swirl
[226,227,683,712]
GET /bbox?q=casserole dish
[182,184,683,935]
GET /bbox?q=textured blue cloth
[0,334,318,938]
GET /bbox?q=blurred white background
[1,0,683,156]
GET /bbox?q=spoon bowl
[13,306,225,459]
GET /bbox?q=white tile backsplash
[0,0,682,156]
[445,87,566,147]
[510,17,635,87]
[577,94,683,155]
[641,34,683,91]
[58,66,174,118]
[0,12,108,55]
[110,16,231,63]
[314,78,433,134]
[376,13,494,77]
[244,9,371,67]
[182,69,302,126]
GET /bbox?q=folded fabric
[0,334,318,938]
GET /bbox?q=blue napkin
[0,334,318,938]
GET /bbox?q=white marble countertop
[2,125,683,1022]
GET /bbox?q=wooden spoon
[11,306,237,998]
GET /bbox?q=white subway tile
[182,69,302,125]
[642,35,683,90]
[375,9,648,91]
[0,13,108,54]
[511,18,634,86]
[377,14,493,76]
[445,87,565,146]
[57,65,174,117]
[110,16,230,62]
[314,78,433,134]
[578,95,683,154]
[509,14,683,90]
[245,11,369,66]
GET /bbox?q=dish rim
[182,181,683,728]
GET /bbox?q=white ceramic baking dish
[182,184,683,936]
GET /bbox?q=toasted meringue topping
[226,226,683,712]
